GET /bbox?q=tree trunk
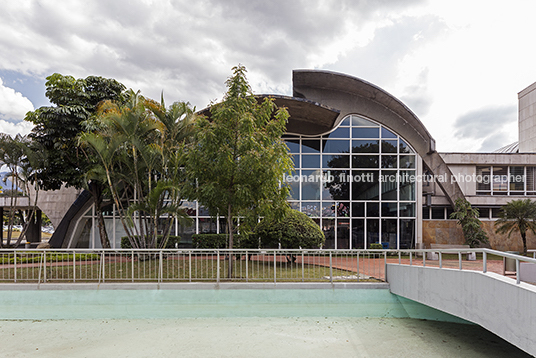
[521,231,528,256]
[90,182,110,249]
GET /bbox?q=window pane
[510,166,524,191]
[337,219,350,249]
[352,140,379,153]
[322,170,350,200]
[399,139,413,153]
[528,167,536,192]
[381,127,397,139]
[381,202,398,217]
[336,202,350,217]
[431,207,444,219]
[291,154,300,168]
[340,117,351,126]
[399,203,415,217]
[352,155,379,168]
[322,218,335,249]
[381,219,397,249]
[322,202,335,217]
[381,155,397,168]
[352,219,365,249]
[352,202,365,217]
[323,154,349,168]
[301,170,321,200]
[322,139,350,153]
[353,127,379,139]
[352,170,379,200]
[326,127,350,138]
[400,155,415,169]
[422,206,430,219]
[367,202,380,217]
[351,116,377,127]
[301,155,320,168]
[302,140,321,153]
[285,139,300,153]
[367,219,379,248]
[381,140,398,153]
[399,170,415,201]
[400,219,415,249]
[493,166,508,192]
[301,202,320,217]
[381,170,398,200]
[476,166,491,191]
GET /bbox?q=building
[47,70,536,251]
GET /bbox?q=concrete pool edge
[0,282,389,290]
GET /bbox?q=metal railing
[0,249,386,284]
[389,248,536,285]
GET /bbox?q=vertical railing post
[398,251,401,265]
[274,251,277,284]
[217,250,220,283]
[246,250,249,282]
[14,251,17,283]
[131,250,134,283]
[516,259,520,284]
[458,252,462,270]
[301,251,304,282]
[73,250,76,283]
[329,251,333,284]
[356,251,360,282]
[423,251,426,267]
[409,252,412,266]
[483,251,487,273]
[383,251,387,282]
[42,251,47,283]
[188,251,192,283]
[159,250,163,283]
[101,251,105,283]
[439,252,442,269]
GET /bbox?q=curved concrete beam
[292,69,464,206]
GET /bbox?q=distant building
[46,70,536,251]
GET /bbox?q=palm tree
[495,199,536,255]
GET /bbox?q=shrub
[121,235,181,249]
[369,243,383,250]
[192,234,257,249]
[254,209,325,249]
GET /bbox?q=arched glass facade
[70,114,418,250]
[283,114,418,249]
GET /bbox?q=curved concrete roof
[197,95,340,136]
[292,69,464,206]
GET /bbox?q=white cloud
[0,78,34,120]
[1,0,536,151]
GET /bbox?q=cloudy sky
[0,0,535,152]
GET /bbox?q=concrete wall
[0,283,465,323]
[423,220,536,251]
[519,82,536,153]
[386,264,536,356]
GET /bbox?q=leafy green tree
[185,65,293,259]
[495,199,536,255]
[449,198,489,248]
[25,74,126,248]
[0,134,46,247]
[81,91,194,249]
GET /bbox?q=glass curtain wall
[283,114,417,249]
[75,114,418,250]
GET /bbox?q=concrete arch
[291,69,464,207]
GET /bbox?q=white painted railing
[390,248,536,285]
[0,249,386,284]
